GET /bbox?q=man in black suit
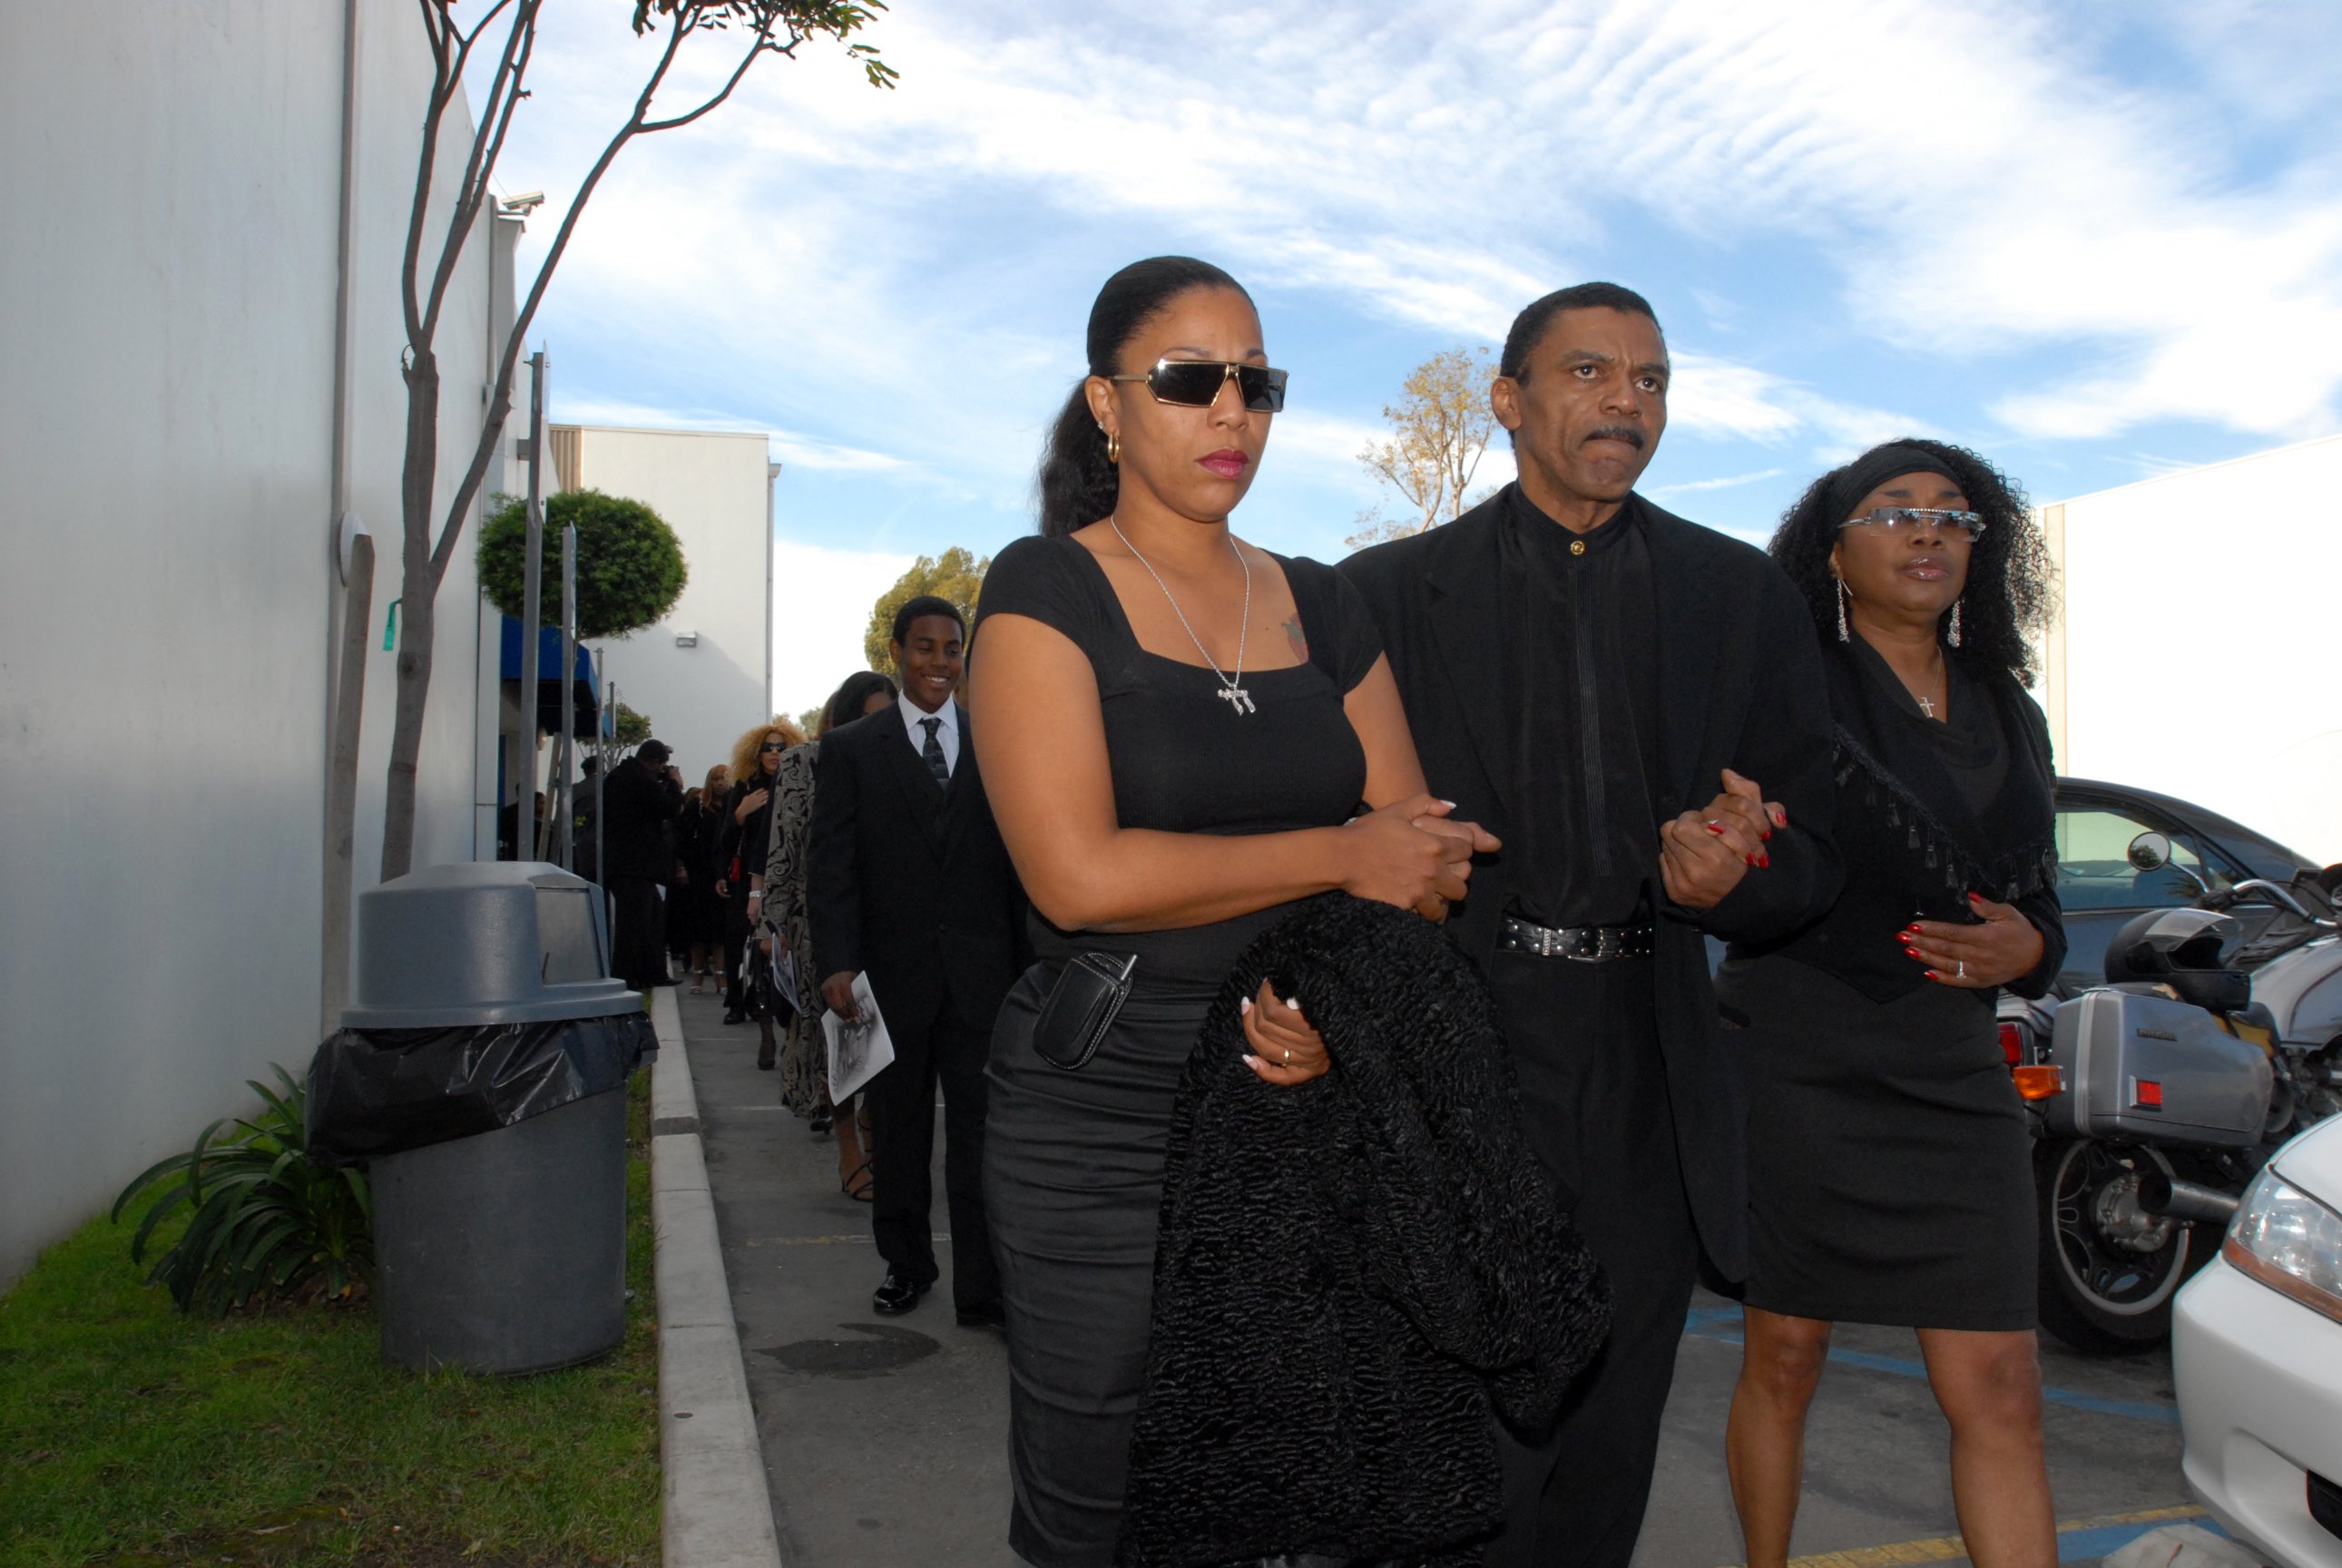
[809,594,1025,1325]
[601,739,683,990]
[1342,284,1841,1568]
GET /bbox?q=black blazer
[600,756,682,882]
[1340,489,1842,1279]
[807,703,1026,1040]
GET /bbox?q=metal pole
[557,516,579,869]
[519,349,546,855]
[594,672,609,895]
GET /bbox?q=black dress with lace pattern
[1719,638,2064,1330]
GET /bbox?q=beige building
[2038,434,2342,864]
[544,425,778,785]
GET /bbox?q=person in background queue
[755,669,897,1200]
[600,739,683,991]
[973,256,1498,1567]
[1723,441,2063,1568]
[719,719,802,1060]
[1341,281,1841,1568]
[808,599,1025,1323]
[675,766,730,992]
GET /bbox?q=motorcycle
[1998,833,2342,1353]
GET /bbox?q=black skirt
[984,962,1223,1568]
[1719,954,2035,1331]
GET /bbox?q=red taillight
[1999,1022,2024,1066]
[2135,1079,2164,1108]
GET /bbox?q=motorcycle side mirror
[2127,831,2173,872]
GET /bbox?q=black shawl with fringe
[1736,638,2063,1002]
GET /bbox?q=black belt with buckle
[1498,916,1655,962]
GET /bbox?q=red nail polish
[1757,855,1770,869]
[1925,970,1941,980]
[1705,823,1726,837]
[1966,892,1985,905]
[1745,854,1759,867]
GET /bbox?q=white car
[2174,1114,2342,1567]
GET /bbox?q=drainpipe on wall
[767,459,781,712]
[320,0,367,1035]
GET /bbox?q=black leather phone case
[1031,951,1137,1071]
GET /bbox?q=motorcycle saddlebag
[2047,989,2271,1148]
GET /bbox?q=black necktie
[919,716,949,786]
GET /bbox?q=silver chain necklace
[1108,516,1254,715]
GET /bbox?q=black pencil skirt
[983,962,1221,1568]
[1719,953,2037,1332]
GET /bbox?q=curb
[650,986,783,1568]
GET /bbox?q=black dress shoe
[955,1300,1006,1330]
[872,1272,932,1315]
[721,1008,746,1025]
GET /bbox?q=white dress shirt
[899,697,960,778]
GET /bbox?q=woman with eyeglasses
[719,718,805,1052]
[1721,440,2064,1568]
[967,256,1498,1566]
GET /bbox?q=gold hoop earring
[1103,428,1120,466]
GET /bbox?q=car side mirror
[2127,831,2172,872]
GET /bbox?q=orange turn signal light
[2013,1064,2064,1101]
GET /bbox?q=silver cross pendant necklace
[1109,515,1255,715]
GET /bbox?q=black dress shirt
[1499,485,1662,927]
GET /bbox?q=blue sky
[485,0,2342,713]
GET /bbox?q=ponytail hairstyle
[1034,256,1255,538]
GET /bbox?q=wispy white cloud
[485,0,2342,556]
[1647,467,1786,500]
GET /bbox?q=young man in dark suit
[1341,284,1842,1568]
[809,594,1026,1325]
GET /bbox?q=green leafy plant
[476,487,689,641]
[111,1066,373,1315]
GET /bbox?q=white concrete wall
[2043,434,2342,864]
[0,2,507,1287]
[564,426,774,781]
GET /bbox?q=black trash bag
[305,1013,657,1165]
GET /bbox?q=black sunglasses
[1110,359,1289,413]
[758,741,785,752]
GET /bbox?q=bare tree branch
[426,12,695,587]
[642,20,795,132]
[417,0,538,352]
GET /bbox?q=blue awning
[498,615,599,697]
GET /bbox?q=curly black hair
[1768,437,2058,687]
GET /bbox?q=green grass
[0,1073,658,1568]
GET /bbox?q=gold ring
[1281,1046,1292,1064]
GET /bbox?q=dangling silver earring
[1947,600,1963,649]
[1835,578,1851,642]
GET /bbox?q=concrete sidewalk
[681,976,2207,1568]
[677,983,1017,1567]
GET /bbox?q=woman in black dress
[719,718,800,1058]
[969,256,1495,1568]
[1721,441,2063,1568]
[676,766,730,991]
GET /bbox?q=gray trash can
[327,862,651,1375]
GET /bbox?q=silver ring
[1956,960,1966,979]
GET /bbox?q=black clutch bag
[1031,951,1137,1071]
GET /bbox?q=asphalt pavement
[679,983,2220,1568]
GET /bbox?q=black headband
[1823,444,1962,524]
